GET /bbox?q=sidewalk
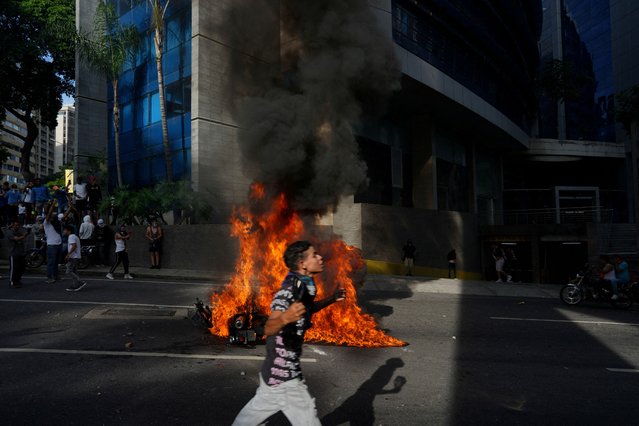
[363,275,560,299]
[1,260,560,299]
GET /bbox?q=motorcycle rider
[611,255,630,301]
[599,255,618,300]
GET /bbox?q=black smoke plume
[229,0,400,213]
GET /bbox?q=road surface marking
[0,298,192,309]
[490,317,639,326]
[0,347,317,363]
[606,368,639,373]
[22,275,224,287]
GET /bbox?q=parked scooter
[560,264,634,309]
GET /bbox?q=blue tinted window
[121,103,133,132]
[135,96,148,127]
[150,91,160,123]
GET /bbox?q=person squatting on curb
[106,224,133,280]
[63,224,86,292]
[232,240,346,426]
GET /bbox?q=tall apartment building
[0,111,26,183]
[0,110,57,184]
[55,104,76,170]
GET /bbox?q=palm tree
[77,2,139,187]
[148,0,173,182]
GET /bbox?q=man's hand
[334,288,346,301]
[281,302,306,324]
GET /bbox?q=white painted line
[606,368,639,373]
[490,316,639,326]
[22,275,223,287]
[0,298,192,309]
[0,347,317,363]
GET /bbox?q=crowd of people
[4,176,164,291]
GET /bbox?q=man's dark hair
[63,224,75,233]
[284,240,312,270]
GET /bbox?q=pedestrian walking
[106,224,133,280]
[43,202,63,284]
[492,244,511,283]
[6,219,28,288]
[232,241,346,426]
[63,224,86,292]
[402,240,416,276]
[447,248,457,279]
[145,219,163,269]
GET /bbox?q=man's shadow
[321,358,406,426]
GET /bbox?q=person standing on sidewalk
[78,215,95,247]
[63,224,86,292]
[43,201,63,284]
[6,219,28,288]
[74,176,88,216]
[106,224,133,280]
[145,219,163,269]
[447,248,457,279]
[232,241,346,426]
[94,219,113,266]
[402,240,416,276]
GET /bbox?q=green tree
[77,2,139,187]
[148,0,174,182]
[0,0,75,181]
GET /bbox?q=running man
[63,224,86,292]
[232,240,346,426]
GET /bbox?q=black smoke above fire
[229,0,400,213]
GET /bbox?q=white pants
[232,375,321,426]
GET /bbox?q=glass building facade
[391,0,542,134]
[107,0,192,188]
[538,0,615,142]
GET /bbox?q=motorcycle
[560,265,634,309]
[26,238,95,269]
[26,238,47,269]
[77,245,95,269]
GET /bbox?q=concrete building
[76,0,548,277]
[55,104,76,170]
[0,110,56,184]
[0,111,26,183]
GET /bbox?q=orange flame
[209,183,406,347]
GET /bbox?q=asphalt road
[1,274,639,425]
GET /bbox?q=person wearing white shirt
[43,201,63,284]
[74,176,88,214]
[63,224,86,292]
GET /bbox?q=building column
[411,115,436,209]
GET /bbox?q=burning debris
[207,1,405,347]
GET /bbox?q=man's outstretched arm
[311,288,346,313]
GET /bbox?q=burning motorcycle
[560,265,634,309]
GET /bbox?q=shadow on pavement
[449,284,639,424]
[320,357,406,426]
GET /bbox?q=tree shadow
[321,357,406,426]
